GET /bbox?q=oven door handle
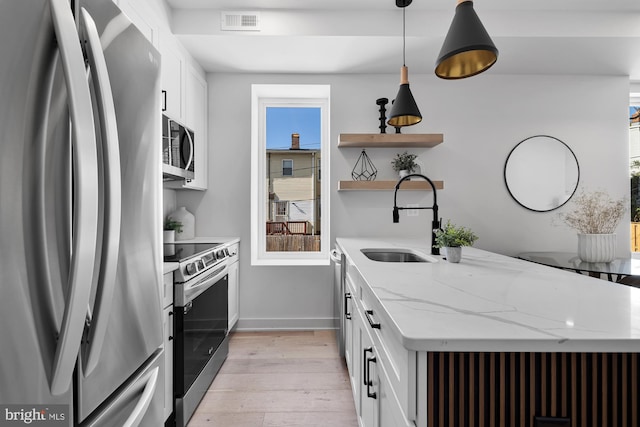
[183,264,228,305]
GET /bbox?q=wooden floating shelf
[338,133,444,148]
[337,180,444,191]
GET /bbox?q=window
[251,85,330,266]
[275,201,288,217]
[282,159,293,177]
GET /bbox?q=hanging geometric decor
[352,149,378,181]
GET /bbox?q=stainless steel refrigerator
[0,0,164,425]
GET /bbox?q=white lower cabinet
[344,276,355,395]
[355,305,376,427]
[227,242,240,330]
[344,258,414,427]
[162,304,174,422]
[162,272,174,422]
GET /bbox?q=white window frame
[251,84,330,266]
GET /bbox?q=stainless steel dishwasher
[330,247,345,357]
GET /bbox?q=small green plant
[433,220,478,248]
[391,151,418,172]
[164,217,183,233]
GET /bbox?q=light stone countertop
[336,237,640,353]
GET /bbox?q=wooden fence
[266,221,309,235]
[266,235,321,252]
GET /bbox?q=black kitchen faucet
[392,173,442,255]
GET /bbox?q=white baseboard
[236,317,337,331]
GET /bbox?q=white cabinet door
[162,272,173,309]
[344,278,355,387]
[355,305,376,427]
[182,65,208,190]
[159,31,184,121]
[377,355,414,427]
[228,260,239,330]
[162,305,174,422]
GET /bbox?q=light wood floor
[187,330,358,427]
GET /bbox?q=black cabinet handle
[366,355,377,399]
[161,90,167,111]
[365,309,381,329]
[344,293,352,320]
[363,346,373,386]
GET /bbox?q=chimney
[291,133,300,150]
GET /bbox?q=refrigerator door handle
[79,7,122,377]
[122,367,159,427]
[49,0,100,396]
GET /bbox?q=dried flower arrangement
[556,190,627,234]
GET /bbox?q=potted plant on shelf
[391,151,418,179]
[433,220,478,263]
[556,189,626,262]
[163,217,183,244]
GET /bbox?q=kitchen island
[336,237,640,427]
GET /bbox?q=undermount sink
[361,248,437,263]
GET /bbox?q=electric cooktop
[163,242,222,263]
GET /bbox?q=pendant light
[435,0,498,79]
[387,0,422,128]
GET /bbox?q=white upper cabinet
[181,64,208,190]
[159,31,185,122]
[118,0,209,191]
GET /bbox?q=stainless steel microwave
[162,114,195,181]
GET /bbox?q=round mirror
[504,135,580,212]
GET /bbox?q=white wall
[176,72,630,330]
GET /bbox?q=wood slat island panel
[425,352,640,427]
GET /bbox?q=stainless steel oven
[167,242,230,427]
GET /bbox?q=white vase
[399,170,410,180]
[169,206,195,240]
[577,233,616,263]
[444,247,462,263]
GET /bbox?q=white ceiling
[166,0,640,81]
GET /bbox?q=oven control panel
[176,243,230,283]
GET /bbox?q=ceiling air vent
[221,11,261,31]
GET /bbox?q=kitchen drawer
[360,281,415,422]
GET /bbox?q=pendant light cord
[402,6,406,66]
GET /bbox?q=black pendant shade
[387,66,422,127]
[435,0,498,79]
[387,1,422,128]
